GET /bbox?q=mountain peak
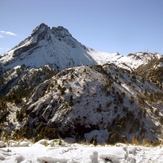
[31,23,49,36]
[52,26,72,38]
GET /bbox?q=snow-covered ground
[0,139,163,163]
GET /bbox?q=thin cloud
[0,30,17,36]
[6,31,17,36]
[0,35,4,38]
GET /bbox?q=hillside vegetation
[0,63,163,145]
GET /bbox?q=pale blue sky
[0,0,163,55]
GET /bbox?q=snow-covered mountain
[23,64,163,143]
[1,63,163,145]
[0,23,162,72]
[0,23,163,145]
[0,23,120,71]
[117,52,162,71]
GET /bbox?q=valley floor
[0,139,163,163]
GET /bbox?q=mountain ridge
[0,23,163,144]
[0,23,162,72]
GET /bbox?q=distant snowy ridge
[0,23,162,71]
[117,52,162,70]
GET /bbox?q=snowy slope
[1,64,161,144]
[117,52,162,70]
[0,23,119,71]
[0,23,162,72]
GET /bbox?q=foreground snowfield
[0,139,163,163]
